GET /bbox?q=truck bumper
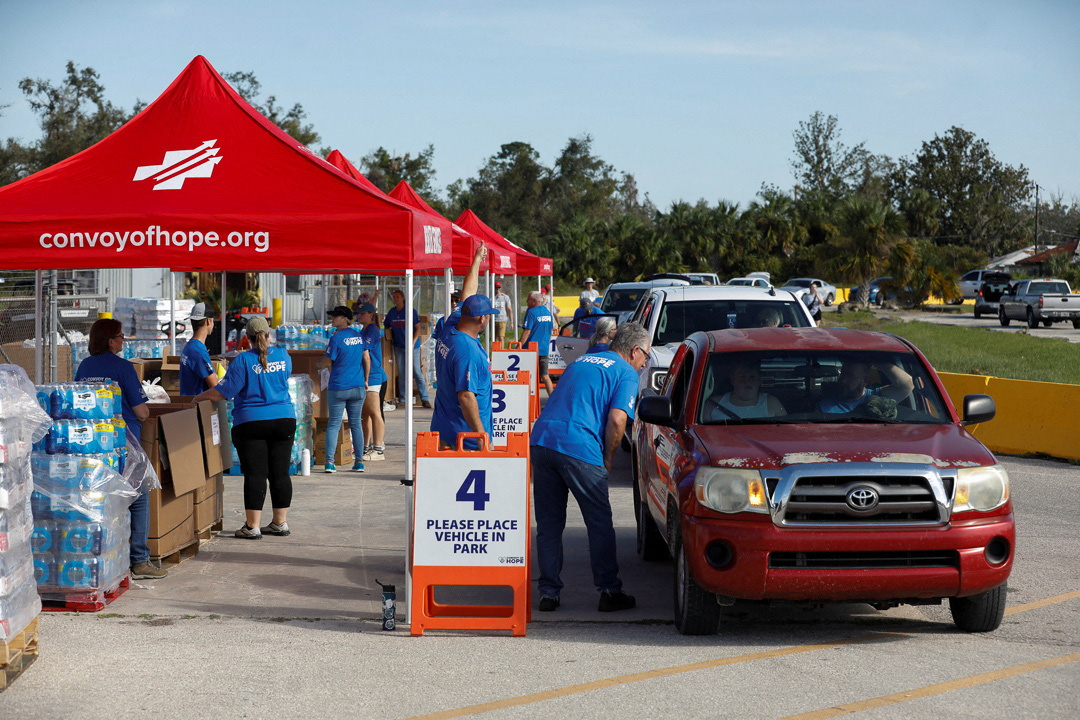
[683,514,1015,602]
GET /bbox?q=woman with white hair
[586,315,617,354]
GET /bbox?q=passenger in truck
[817,359,914,415]
[703,359,786,420]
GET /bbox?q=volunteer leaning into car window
[195,317,295,540]
[529,322,650,614]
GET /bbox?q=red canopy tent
[324,149,389,198]
[0,56,453,273]
[455,209,552,278]
[387,180,494,275]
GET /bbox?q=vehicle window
[962,271,980,281]
[1029,282,1069,295]
[638,296,656,328]
[600,289,644,312]
[653,300,812,345]
[697,350,949,425]
[785,279,811,289]
[667,349,695,421]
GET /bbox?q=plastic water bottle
[300,448,311,476]
[377,579,396,630]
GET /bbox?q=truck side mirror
[638,394,676,427]
[961,394,996,425]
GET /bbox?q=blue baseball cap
[356,302,376,315]
[460,294,499,317]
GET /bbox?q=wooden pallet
[41,576,130,613]
[0,615,39,692]
[151,536,200,566]
[197,520,224,545]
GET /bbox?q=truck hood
[692,422,996,470]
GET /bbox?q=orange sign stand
[491,369,537,427]
[411,432,531,636]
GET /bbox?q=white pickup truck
[997,278,1080,329]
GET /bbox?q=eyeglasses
[112,333,125,340]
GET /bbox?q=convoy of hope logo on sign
[413,456,529,567]
[489,383,531,448]
[490,348,538,397]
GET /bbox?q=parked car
[973,273,1013,319]
[683,272,722,286]
[849,276,895,305]
[779,278,837,306]
[960,269,1011,301]
[599,278,690,324]
[633,327,1013,635]
[998,278,1080,329]
[726,277,771,289]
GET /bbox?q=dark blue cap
[460,294,499,317]
[356,302,376,314]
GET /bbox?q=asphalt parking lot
[3,402,1078,719]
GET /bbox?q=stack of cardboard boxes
[141,399,231,559]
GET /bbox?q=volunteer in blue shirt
[522,291,555,396]
[76,318,164,580]
[179,302,219,396]
[385,290,431,409]
[430,294,498,450]
[573,293,600,322]
[356,303,387,463]
[530,322,651,614]
[195,317,295,539]
[585,315,617,355]
[321,306,368,474]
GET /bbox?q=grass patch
[829,312,1080,385]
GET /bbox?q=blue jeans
[326,387,366,464]
[130,486,150,565]
[394,345,430,403]
[531,444,622,598]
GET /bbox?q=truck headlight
[647,368,668,392]
[694,468,769,514]
[954,464,1010,513]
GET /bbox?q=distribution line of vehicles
[549,273,1016,635]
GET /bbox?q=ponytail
[251,330,270,370]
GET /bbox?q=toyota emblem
[846,486,879,511]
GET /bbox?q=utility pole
[1034,184,1040,258]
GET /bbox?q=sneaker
[421,400,432,409]
[131,562,168,580]
[234,524,262,539]
[382,402,396,412]
[352,462,366,473]
[598,590,636,612]
[324,462,337,474]
[538,596,560,612]
[261,521,290,536]
[363,447,385,462]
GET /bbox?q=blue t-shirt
[360,323,387,386]
[179,338,214,396]
[326,327,367,391]
[573,305,599,321]
[522,305,554,357]
[215,347,294,425]
[531,351,639,467]
[818,387,882,414]
[75,352,149,443]
[384,306,421,349]
[586,342,610,355]
[430,326,492,450]
[432,307,461,342]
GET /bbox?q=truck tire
[974,308,982,319]
[824,293,834,307]
[673,526,721,635]
[632,457,668,561]
[950,583,1006,632]
[1073,319,1080,329]
[1043,319,1053,327]
[998,308,1010,327]
[1026,309,1038,329]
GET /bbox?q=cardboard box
[147,481,195,558]
[193,473,224,531]
[314,417,354,464]
[158,355,181,393]
[171,397,230,477]
[288,350,327,419]
[142,405,206,496]
[129,358,162,384]
[2,341,73,381]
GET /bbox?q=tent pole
[444,267,452,316]
[404,269,415,624]
[49,270,58,383]
[513,275,520,342]
[221,271,227,355]
[169,271,176,356]
[484,270,491,356]
[34,270,43,384]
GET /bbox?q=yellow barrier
[938,372,1080,460]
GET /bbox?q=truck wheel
[824,293,834,307]
[950,583,1006,632]
[1026,309,1038,329]
[974,308,981,319]
[1043,319,1053,327]
[998,308,1010,327]
[673,529,721,635]
[1073,319,1080,330]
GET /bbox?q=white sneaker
[382,402,396,412]
[363,447,385,462]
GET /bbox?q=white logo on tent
[133,140,223,190]
[500,255,511,269]
[424,226,443,254]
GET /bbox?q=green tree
[892,126,1031,257]
[359,144,439,202]
[541,134,623,236]
[790,112,872,199]
[447,141,546,245]
[222,71,320,148]
[1,62,138,183]
[827,196,907,306]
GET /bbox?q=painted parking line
[775,653,1080,720]
[1004,589,1080,616]
[399,633,895,720]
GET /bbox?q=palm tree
[829,196,907,306]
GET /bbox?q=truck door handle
[653,436,662,448]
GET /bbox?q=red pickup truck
[634,328,1014,635]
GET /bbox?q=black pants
[379,383,387,420]
[233,418,297,511]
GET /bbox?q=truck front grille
[776,472,949,525]
[769,550,959,569]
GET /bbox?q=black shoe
[598,591,636,612]
[538,596,560,612]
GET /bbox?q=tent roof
[388,180,497,274]
[324,150,386,197]
[455,209,552,276]
[0,56,452,273]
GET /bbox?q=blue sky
[1,0,1077,210]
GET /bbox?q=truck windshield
[697,350,951,425]
[654,300,811,345]
[601,289,645,312]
